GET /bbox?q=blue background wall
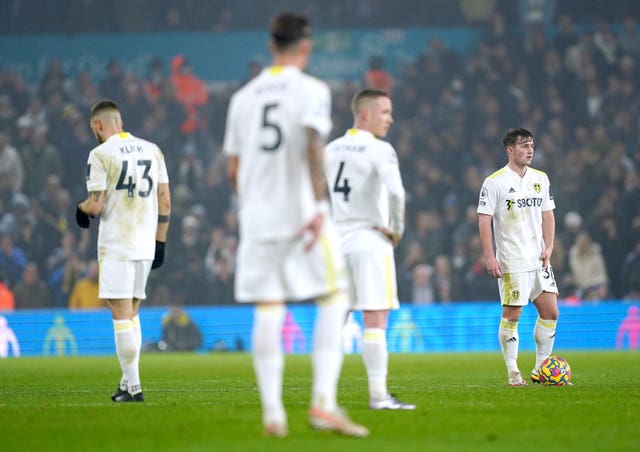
[1,301,638,357]
[0,28,481,83]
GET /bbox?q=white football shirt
[325,129,405,253]
[86,132,169,261]
[223,66,332,241]
[477,165,555,272]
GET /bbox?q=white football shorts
[346,250,399,311]
[98,260,153,300]
[235,220,348,302]
[498,266,559,306]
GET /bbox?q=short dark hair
[270,13,311,50]
[502,128,534,148]
[90,99,120,118]
[351,88,389,116]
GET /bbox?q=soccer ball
[538,356,571,386]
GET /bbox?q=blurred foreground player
[76,100,171,401]
[223,13,368,437]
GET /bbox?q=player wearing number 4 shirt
[477,128,561,387]
[223,13,367,437]
[76,100,171,402]
[325,89,414,410]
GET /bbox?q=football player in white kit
[325,89,414,410]
[76,100,171,401]
[223,13,367,437]
[477,128,560,386]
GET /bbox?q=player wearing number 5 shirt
[223,13,367,437]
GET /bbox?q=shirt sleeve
[222,94,240,157]
[86,149,108,192]
[301,79,332,139]
[156,147,169,184]
[477,178,497,215]
[377,143,406,235]
[542,174,556,211]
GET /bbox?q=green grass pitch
[1,352,638,451]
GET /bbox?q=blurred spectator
[0,271,15,311]
[14,262,51,309]
[68,259,102,309]
[39,59,68,101]
[158,306,202,351]
[363,55,392,93]
[0,129,24,197]
[119,74,149,132]
[142,57,166,102]
[0,233,28,286]
[553,14,579,58]
[19,125,62,197]
[209,258,235,305]
[568,232,609,300]
[38,175,73,260]
[411,264,434,305]
[618,16,640,57]
[433,254,454,302]
[170,55,209,134]
[46,231,83,307]
[17,95,47,131]
[176,141,205,195]
[0,95,18,135]
[100,59,125,101]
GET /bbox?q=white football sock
[252,304,287,426]
[113,319,141,394]
[132,315,142,351]
[498,318,520,373]
[311,291,349,412]
[363,328,388,400]
[117,315,142,391]
[534,317,557,369]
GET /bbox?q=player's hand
[485,256,502,278]
[374,226,402,247]
[539,248,552,270]
[298,213,325,252]
[75,203,93,229]
[152,241,166,269]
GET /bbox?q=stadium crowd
[1,7,640,310]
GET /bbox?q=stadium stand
[0,0,639,308]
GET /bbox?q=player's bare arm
[156,182,171,242]
[478,213,502,278]
[298,127,328,251]
[79,190,105,217]
[540,209,555,269]
[306,127,327,201]
[226,155,239,192]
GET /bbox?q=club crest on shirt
[533,183,541,193]
[511,290,520,300]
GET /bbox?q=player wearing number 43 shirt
[477,128,561,387]
[325,89,414,410]
[76,100,171,403]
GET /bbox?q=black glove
[152,241,166,270]
[75,203,93,229]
